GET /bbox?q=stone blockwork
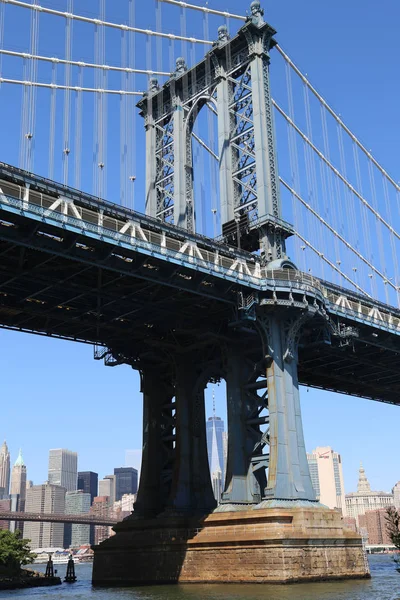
[92,506,370,585]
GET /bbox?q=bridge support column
[133,369,174,518]
[167,358,216,515]
[261,315,315,502]
[221,349,260,506]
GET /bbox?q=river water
[0,555,399,600]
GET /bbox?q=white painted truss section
[0,175,399,336]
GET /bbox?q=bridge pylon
[93,1,369,586]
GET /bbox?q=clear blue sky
[0,0,399,496]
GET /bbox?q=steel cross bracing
[138,15,294,260]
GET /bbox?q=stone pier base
[92,504,370,585]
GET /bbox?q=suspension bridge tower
[93,2,369,585]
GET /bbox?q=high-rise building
[307,446,346,514]
[24,484,66,549]
[206,408,226,502]
[77,471,98,504]
[0,498,11,531]
[114,468,138,502]
[392,481,400,510]
[99,476,115,505]
[90,496,112,545]
[65,490,91,548]
[345,464,393,525]
[10,449,27,511]
[48,449,78,492]
[0,441,10,496]
[9,449,27,534]
[359,509,393,545]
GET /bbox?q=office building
[90,496,112,545]
[9,449,27,534]
[0,498,11,531]
[358,509,392,545]
[78,471,98,503]
[48,449,78,492]
[99,476,115,505]
[0,441,10,496]
[114,468,138,502]
[24,484,66,549]
[307,446,346,514]
[10,449,27,511]
[206,408,226,502]
[345,464,393,525]
[65,490,91,548]
[392,481,400,510]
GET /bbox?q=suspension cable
[273,100,400,242]
[276,44,400,195]
[0,49,170,77]
[0,0,212,44]
[293,230,370,298]
[158,0,245,20]
[0,78,142,95]
[280,179,397,291]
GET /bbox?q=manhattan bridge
[0,0,399,585]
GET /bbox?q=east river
[0,555,399,600]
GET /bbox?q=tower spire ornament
[357,462,372,493]
[247,0,265,27]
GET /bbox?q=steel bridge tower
[93,2,368,585]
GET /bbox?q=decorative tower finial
[357,462,371,493]
[174,57,187,77]
[247,0,265,27]
[213,24,230,47]
[148,77,160,94]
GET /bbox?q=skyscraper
[24,484,66,549]
[77,471,98,504]
[114,468,138,502]
[99,476,115,505]
[48,449,78,492]
[10,449,27,509]
[345,464,393,525]
[0,441,10,496]
[206,400,225,502]
[9,449,27,534]
[307,446,346,514]
[65,490,91,548]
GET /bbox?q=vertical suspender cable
[120,27,127,207]
[48,61,57,179]
[128,0,135,210]
[74,65,83,189]
[63,1,73,185]
[27,2,39,173]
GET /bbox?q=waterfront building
[90,496,112,544]
[65,490,91,548]
[392,481,400,510]
[345,464,393,525]
[358,509,392,545]
[24,483,66,548]
[0,441,10,496]
[48,449,78,492]
[307,446,346,514]
[114,467,138,502]
[99,475,115,505]
[77,471,98,503]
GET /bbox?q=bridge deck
[0,163,399,405]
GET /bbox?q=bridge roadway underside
[0,206,399,405]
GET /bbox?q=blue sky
[0,0,399,496]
